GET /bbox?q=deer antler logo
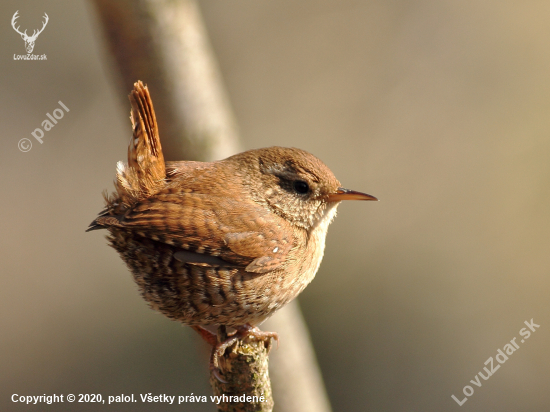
[11,11,49,54]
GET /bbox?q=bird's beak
[328,187,378,202]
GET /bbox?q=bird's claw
[192,324,279,383]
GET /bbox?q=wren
[87,81,377,378]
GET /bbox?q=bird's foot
[205,324,279,383]
[234,324,279,353]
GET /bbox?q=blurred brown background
[1,1,549,411]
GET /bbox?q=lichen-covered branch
[210,338,274,412]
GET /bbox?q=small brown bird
[88,81,377,379]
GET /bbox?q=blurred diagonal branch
[90,0,239,162]
[89,0,332,411]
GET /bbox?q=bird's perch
[210,335,274,412]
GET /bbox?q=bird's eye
[293,180,310,194]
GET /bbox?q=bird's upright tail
[88,81,166,232]
[115,81,166,206]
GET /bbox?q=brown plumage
[88,81,377,378]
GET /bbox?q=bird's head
[231,147,377,233]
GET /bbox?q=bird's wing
[109,192,296,273]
